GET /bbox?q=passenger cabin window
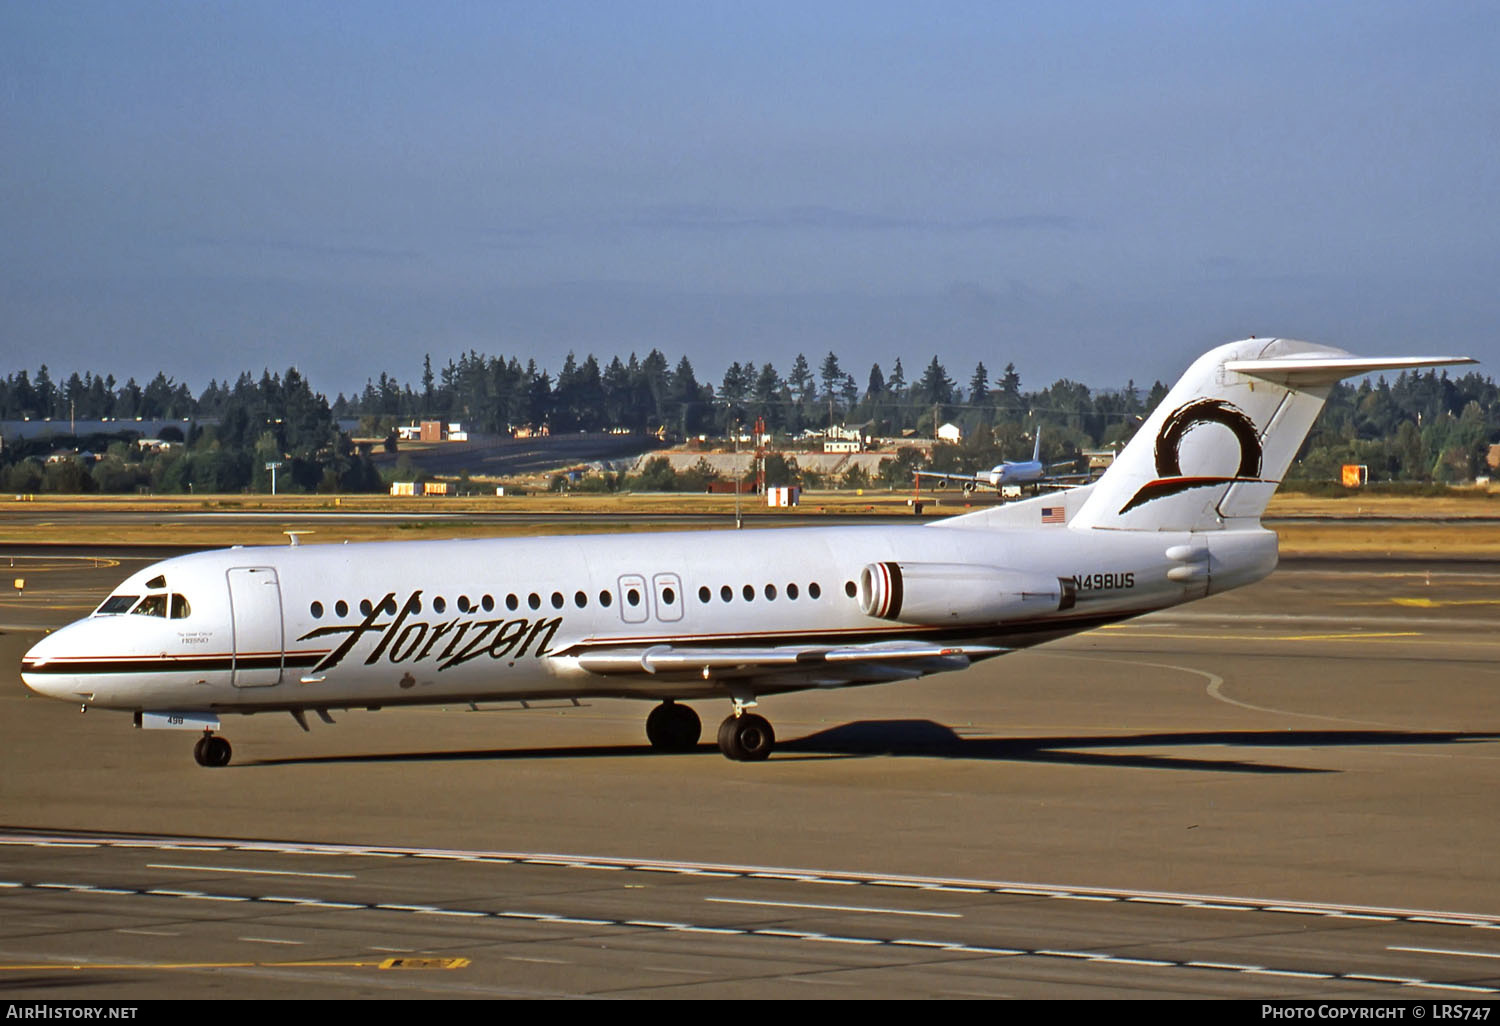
[96,595,139,615]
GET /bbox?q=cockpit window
[145,575,167,589]
[170,594,192,619]
[132,594,169,617]
[96,595,139,615]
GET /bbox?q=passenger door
[227,567,284,687]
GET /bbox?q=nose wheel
[193,732,232,768]
[717,712,775,762]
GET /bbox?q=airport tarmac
[1,549,1497,998]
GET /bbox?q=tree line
[1,348,1495,493]
[0,367,381,495]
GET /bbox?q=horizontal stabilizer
[1223,354,1475,387]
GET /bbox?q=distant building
[46,449,98,465]
[1082,448,1118,472]
[937,423,962,443]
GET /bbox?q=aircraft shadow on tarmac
[248,721,1500,773]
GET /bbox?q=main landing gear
[645,700,701,752]
[644,700,776,761]
[717,711,774,762]
[193,731,232,768]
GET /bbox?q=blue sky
[3,1,1496,397]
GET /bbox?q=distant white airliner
[21,339,1472,766]
[915,428,1087,495]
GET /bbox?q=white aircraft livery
[21,339,1473,766]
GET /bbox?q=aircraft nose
[20,629,83,701]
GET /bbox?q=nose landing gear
[193,732,232,768]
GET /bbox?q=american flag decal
[1041,506,1065,524]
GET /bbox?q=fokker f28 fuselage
[20,339,1474,765]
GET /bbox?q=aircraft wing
[1031,476,1092,493]
[573,639,1006,686]
[913,470,984,487]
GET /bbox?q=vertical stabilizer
[1070,338,1473,532]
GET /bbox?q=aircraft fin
[1068,338,1473,532]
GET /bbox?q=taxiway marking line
[1388,945,1500,960]
[7,833,1499,929]
[1100,627,1422,642]
[3,877,1495,994]
[148,862,356,879]
[704,897,962,918]
[0,958,469,971]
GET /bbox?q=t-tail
[1070,338,1474,532]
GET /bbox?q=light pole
[265,461,283,496]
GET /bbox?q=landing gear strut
[717,712,775,762]
[645,701,701,752]
[193,731,232,768]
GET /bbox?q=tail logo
[1119,398,1264,514]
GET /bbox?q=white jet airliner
[21,339,1472,766]
[915,428,1088,494]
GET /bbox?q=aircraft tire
[646,701,701,751]
[197,736,232,768]
[717,713,774,762]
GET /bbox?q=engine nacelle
[858,562,1077,625]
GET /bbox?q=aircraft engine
[858,562,1077,625]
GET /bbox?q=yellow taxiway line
[0,956,469,971]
